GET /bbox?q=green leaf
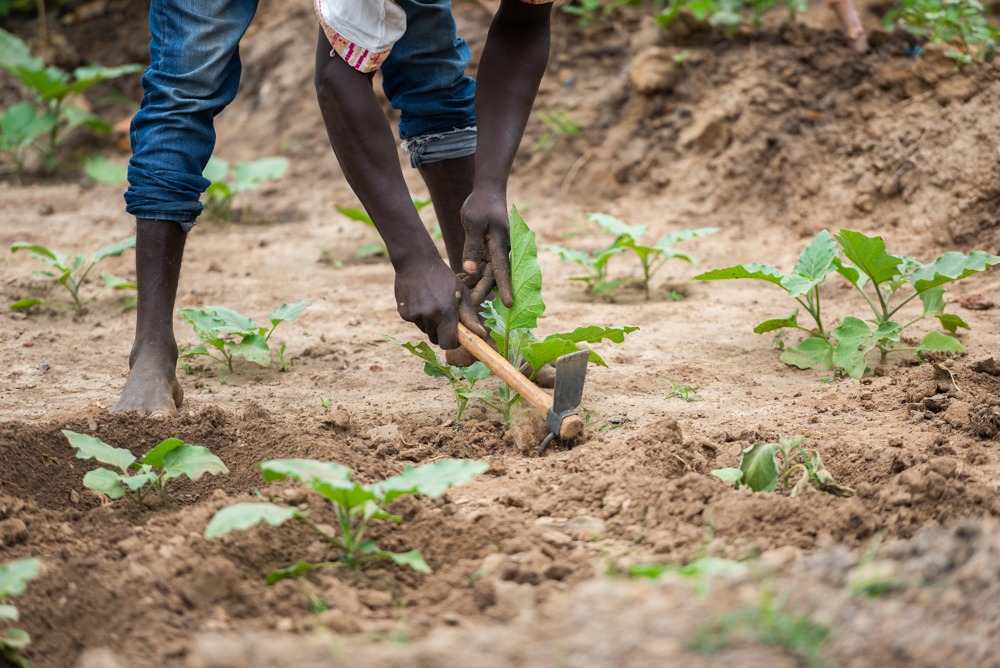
[543,325,639,345]
[202,156,230,184]
[0,558,40,600]
[99,271,135,290]
[82,467,127,499]
[936,314,969,333]
[910,250,1000,293]
[63,430,136,471]
[872,320,902,345]
[780,336,834,371]
[11,242,58,262]
[589,213,647,240]
[918,331,964,354]
[0,28,43,75]
[9,298,44,311]
[161,444,228,482]
[0,604,17,621]
[387,549,430,574]
[831,317,873,379]
[489,207,545,332]
[62,104,110,132]
[0,627,30,651]
[229,333,271,367]
[656,227,719,247]
[710,468,744,485]
[461,362,491,383]
[180,308,228,338]
[334,205,375,226]
[265,560,341,585]
[259,459,352,485]
[522,338,587,372]
[201,306,256,334]
[792,230,839,281]
[67,63,142,93]
[1,101,56,147]
[692,263,786,287]
[835,230,904,286]
[90,235,135,264]
[120,471,156,492]
[231,157,288,193]
[140,438,185,468]
[754,310,799,334]
[204,502,300,540]
[13,64,69,100]
[373,459,489,504]
[737,441,782,492]
[82,156,129,185]
[268,299,311,327]
[831,257,865,288]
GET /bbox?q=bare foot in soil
[111,357,183,416]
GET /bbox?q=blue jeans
[125,0,477,228]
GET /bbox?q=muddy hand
[395,255,487,349]
[461,190,513,308]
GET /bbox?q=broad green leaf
[312,479,379,509]
[83,468,127,499]
[63,430,136,471]
[265,560,341,585]
[202,156,230,184]
[0,627,30,650]
[373,459,489,503]
[11,242,58,262]
[100,271,135,290]
[229,333,271,366]
[918,331,964,354]
[180,308,228,338]
[545,245,592,266]
[204,502,300,540]
[872,320,902,344]
[522,338,589,372]
[543,325,639,345]
[910,250,1000,293]
[780,336,834,371]
[269,299,311,327]
[461,362,491,383]
[936,314,969,333]
[918,286,947,317]
[710,468,744,484]
[202,306,256,333]
[67,63,143,93]
[140,438,184,468]
[161,444,228,482]
[754,310,798,334]
[0,559,40,600]
[692,263,786,287]
[231,157,288,193]
[13,64,69,100]
[386,337,452,380]
[120,472,156,492]
[9,298,43,311]
[835,230,903,286]
[792,230,839,280]
[82,156,129,185]
[490,207,545,332]
[589,213,647,240]
[737,441,782,492]
[1,101,56,147]
[832,316,873,379]
[656,227,719,248]
[0,28,42,75]
[62,104,110,132]
[335,205,375,226]
[259,459,352,485]
[387,549,430,574]
[0,604,17,621]
[91,236,136,264]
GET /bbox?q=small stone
[0,518,28,546]
[330,408,351,429]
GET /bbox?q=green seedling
[0,558,41,668]
[711,435,854,497]
[9,236,135,313]
[205,458,488,579]
[659,377,701,402]
[533,109,581,154]
[561,0,666,26]
[885,0,999,61]
[629,556,746,595]
[549,213,717,299]
[335,195,433,259]
[385,338,492,421]
[695,229,1000,378]
[657,0,806,32]
[394,208,637,426]
[179,300,310,372]
[82,155,128,185]
[201,155,289,220]
[0,27,141,173]
[63,430,228,506]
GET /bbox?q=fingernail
[464,261,477,271]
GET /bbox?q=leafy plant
[179,300,310,373]
[0,558,40,668]
[335,194,433,259]
[548,213,717,299]
[695,229,1000,378]
[385,338,492,421]
[9,236,135,313]
[532,109,581,154]
[63,430,227,506]
[659,377,701,402]
[885,0,1000,61]
[395,207,638,426]
[562,0,667,26]
[0,27,141,173]
[205,458,488,579]
[656,0,806,32]
[201,155,289,220]
[711,435,854,497]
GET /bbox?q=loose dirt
[2,1,1000,666]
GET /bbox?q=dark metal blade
[552,350,588,414]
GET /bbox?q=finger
[436,307,460,350]
[489,233,514,307]
[423,318,439,345]
[470,264,495,306]
[459,295,489,341]
[462,229,488,275]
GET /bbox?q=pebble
[0,518,29,546]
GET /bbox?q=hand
[394,254,488,349]
[461,189,513,308]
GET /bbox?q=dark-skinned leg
[112,219,185,416]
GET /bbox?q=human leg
[115,0,258,415]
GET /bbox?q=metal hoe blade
[540,350,589,454]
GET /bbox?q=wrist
[388,236,441,273]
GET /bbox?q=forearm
[473,0,551,193]
[313,34,437,270]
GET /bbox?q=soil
[3,1,1000,667]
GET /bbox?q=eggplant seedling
[201,155,289,220]
[0,558,41,668]
[335,195,433,259]
[711,435,854,497]
[205,458,488,580]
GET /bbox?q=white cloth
[315,0,406,57]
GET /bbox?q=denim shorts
[125,0,476,227]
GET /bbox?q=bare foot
[111,356,183,417]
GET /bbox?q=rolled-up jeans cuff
[403,126,477,168]
[131,213,198,233]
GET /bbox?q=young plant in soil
[384,338,492,422]
[694,229,1000,378]
[0,558,40,668]
[9,236,136,313]
[394,207,637,426]
[64,431,228,506]
[335,194,433,259]
[884,0,1000,63]
[547,213,717,299]
[205,458,488,580]
[201,155,289,220]
[656,0,807,33]
[711,435,854,497]
[179,300,310,373]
